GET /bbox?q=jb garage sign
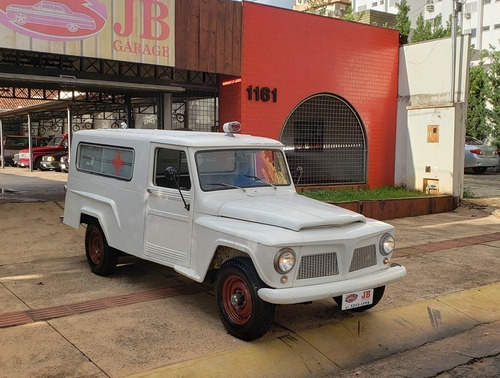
[0,0,175,66]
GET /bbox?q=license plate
[341,289,374,310]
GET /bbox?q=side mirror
[164,166,178,181]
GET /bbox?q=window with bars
[171,98,218,132]
[280,93,366,186]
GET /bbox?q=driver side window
[154,148,191,190]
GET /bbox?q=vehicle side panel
[63,135,149,257]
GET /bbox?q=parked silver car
[464,136,499,173]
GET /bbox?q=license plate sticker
[341,289,374,310]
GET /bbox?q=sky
[237,0,294,9]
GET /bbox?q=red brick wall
[219,3,400,188]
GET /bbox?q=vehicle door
[144,145,193,267]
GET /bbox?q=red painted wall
[219,3,400,188]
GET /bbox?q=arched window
[280,93,367,186]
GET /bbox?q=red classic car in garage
[17,134,68,169]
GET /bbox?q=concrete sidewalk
[0,200,499,377]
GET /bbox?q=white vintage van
[63,123,406,341]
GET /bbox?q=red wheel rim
[88,229,103,265]
[222,274,253,325]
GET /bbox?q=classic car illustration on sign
[63,124,407,341]
[6,1,96,31]
[0,0,174,65]
[1,0,106,39]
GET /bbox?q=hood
[218,194,365,231]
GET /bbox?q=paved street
[464,168,500,198]
[0,167,499,377]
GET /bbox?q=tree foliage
[341,6,364,22]
[303,0,329,15]
[466,64,489,140]
[467,47,500,147]
[482,47,500,146]
[411,13,451,43]
[395,0,411,44]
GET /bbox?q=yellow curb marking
[128,282,500,378]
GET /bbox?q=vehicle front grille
[349,245,377,272]
[297,252,339,280]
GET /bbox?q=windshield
[465,136,482,145]
[47,136,63,147]
[196,149,291,191]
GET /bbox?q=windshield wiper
[207,182,246,192]
[244,175,277,190]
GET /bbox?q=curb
[128,282,500,378]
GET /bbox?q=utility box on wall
[405,104,466,196]
[427,125,439,143]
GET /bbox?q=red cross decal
[112,151,124,175]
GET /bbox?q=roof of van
[72,129,284,148]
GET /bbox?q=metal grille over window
[172,97,218,132]
[297,252,339,280]
[349,245,377,272]
[281,93,366,186]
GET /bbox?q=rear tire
[215,257,275,341]
[85,223,117,276]
[334,286,385,312]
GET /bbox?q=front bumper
[257,263,407,305]
[41,161,60,170]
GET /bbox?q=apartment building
[352,0,500,51]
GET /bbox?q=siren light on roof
[223,121,242,136]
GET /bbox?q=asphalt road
[463,169,500,198]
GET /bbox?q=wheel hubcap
[88,230,103,265]
[222,275,252,325]
[231,291,244,306]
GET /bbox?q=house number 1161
[246,86,278,103]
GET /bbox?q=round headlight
[379,234,395,256]
[274,248,296,274]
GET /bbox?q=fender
[72,190,122,230]
[64,189,121,247]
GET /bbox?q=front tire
[85,223,117,276]
[215,257,275,341]
[33,157,41,170]
[334,286,385,312]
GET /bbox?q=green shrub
[462,187,475,198]
[301,186,428,202]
